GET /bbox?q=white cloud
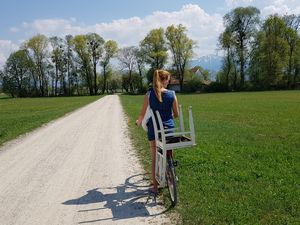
[261,0,300,17]
[21,18,85,37]
[223,0,300,18]
[0,40,19,69]
[226,0,254,8]
[2,1,300,69]
[9,4,223,60]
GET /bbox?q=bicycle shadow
[62,173,169,224]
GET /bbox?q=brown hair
[153,70,171,102]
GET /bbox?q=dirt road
[0,95,171,225]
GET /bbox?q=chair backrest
[149,108,165,143]
[149,105,196,147]
[179,105,184,132]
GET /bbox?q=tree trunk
[293,67,299,88]
[85,66,92,95]
[94,61,97,95]
[287,47,293,88]
[67,61,71,96]
[240,40,245,89]
[138,64,143,92]
[55,64,58,96]
[129,70,133,93]
[233,65,237,91]
[102,65,106,94]
[226,48,231,90]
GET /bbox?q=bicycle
[150,105,196,206]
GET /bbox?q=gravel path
[0,95,171,225]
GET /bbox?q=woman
[136,69,179,194]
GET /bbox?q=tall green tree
[71,35,93,95]
[223,6,260,89]
[100,40,118,94]
[293,39,300,88]
[65,34,74,95]
[218,30,236,90]
[165,24,194,92]
[3,50,31,97]
[133,47,147,92]
[24,34,49,96]
[140,28,168,71]
[248,31,264,89]
[117,46,137,93]
[260,15,289,88]
[86,33,105,95]
[283,15,300,88]
[50,36,66,95]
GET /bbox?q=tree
[65,34,75,95]
[100,40,118,94]
[71,35,93,95]
[133,47,147,92]
[50,36,66,95]
[223,7,260,89]
[218,30,236,90]
[165,24,195,92]
[2,50,31,97]
[117,46,138,93]
[260,15,289,88]
[293,38,300,88]
[0,70,3,91]
[283,14,300,88]
[86,33,105,95]
[24,34,49,96]
[248,31,264,89]
[106,68,121,93]
[140,28,168,71]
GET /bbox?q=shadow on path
[62,174,170,224]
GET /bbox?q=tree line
[1,6,299,97]
[0,24,194,97]
[217,7,300,91]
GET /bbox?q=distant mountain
[190,54,223,76]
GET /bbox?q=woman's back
[148,88,175,127]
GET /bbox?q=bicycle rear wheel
[166,156,177,206]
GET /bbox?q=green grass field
[0,96,100,146]
[120,91,300,225]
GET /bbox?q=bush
[183,76,203,93]
[207,81,228,92]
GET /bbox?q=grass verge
[120,91,300,225]
[0,95,101,146]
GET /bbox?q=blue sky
[1,0,299,67]
[1,0,225,31]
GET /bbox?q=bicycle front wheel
[166,157,177,206]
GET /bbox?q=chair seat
[165,135,191,144]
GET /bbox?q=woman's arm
[135,94,149,126]
[172,95,179,118]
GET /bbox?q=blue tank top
[147,88,175,128]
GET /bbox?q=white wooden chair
[150,105,196,187]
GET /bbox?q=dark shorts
[147,121,155,141]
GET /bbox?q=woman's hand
[135,116,142,126]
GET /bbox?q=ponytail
[153,70,171,103]
[153,70,163,102]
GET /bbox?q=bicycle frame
[150,105,196,188]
